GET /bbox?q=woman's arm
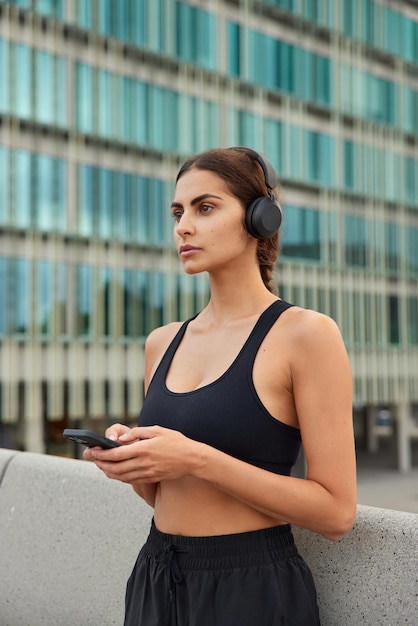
[191,311,356,540]
[90,311,356,540]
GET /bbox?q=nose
[175,213,195,237]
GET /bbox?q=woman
[85,147,357,625]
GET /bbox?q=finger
[105,423,131,441]
[120,426,162,442]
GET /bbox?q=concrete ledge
[0,449,417,625]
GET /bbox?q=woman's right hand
[82,423,158,507]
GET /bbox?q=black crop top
[138,299,301,475]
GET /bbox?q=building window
[407,298,418,345]
[406,227,418,276]
[176,1,217,71]
[282,206,321,261]
[76,265,93,337]
[388,296,400,345]
[344,215,369,268]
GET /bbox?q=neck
[202,268,277,326]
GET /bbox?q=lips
[179,245,200,257]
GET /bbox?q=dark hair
[176,147,281,293]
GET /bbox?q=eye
[171,208,183,222]
[200,203,214,214]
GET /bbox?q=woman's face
[172,168,254,276]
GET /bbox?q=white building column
[397,400,411,473]
[24,381,44,453]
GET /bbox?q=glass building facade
[0,0,417,467]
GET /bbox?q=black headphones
[230,147,282,239]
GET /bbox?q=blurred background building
[0,0,417,469]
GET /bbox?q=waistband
[143,520,298,571]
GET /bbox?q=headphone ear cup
[245,197,282,238]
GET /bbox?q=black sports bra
[138,300,301,475]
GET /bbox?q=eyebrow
[171,193,223,209]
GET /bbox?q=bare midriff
[153,475,286,536]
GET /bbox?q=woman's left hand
[89,426,202,485]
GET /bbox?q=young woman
[85,147,357,625]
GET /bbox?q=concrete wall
[0,448,417,626]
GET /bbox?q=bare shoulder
[283,306,344,345]
[144,322,184,388]
[280,305,350,373]
[145,321,184,360]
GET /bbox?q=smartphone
[63,428,122,449]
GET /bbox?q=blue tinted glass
[37,260,51,335]
[136,177,149,244]
[282,206,321,260]
[406,228,418,275]
[285,125,302,181]
[76,0,92,29]
[114,172,127,240]
[99,70,112,138]
[197,8,217,70]
[318,133,334,186]
[405,158,416,205]
[0,258,9,334]
[149,179,164,243]
[15,151,32,227]
[227,21,240,77]
[237,112,260,151]
[15,258,31,334]
[345,216,369,267]
[165,90,179,151]
[0,148,9,225]
[75,63,92,133]
[150,272,165,329]
[137,270,150,336]
[98,0,111,35]
[148,0,164,52]
[122,77,132,143]
[306,132,319,183]
[294,47,312,101]
[15,44,31,119]
[407,298,418,344]
[176,2,215,69]
[149,86,165,149]
[130,0,146,45]
[76,265,92,336]
[384,7,401,57]
[37,155,53,230]
[385,223,400,272]
[36,0,64,19]
[388,296,400,344]
[264,119,282,173]
[279,41,293,93]
[126,270,139,338]
[56,57,67,126]
[315,55,331,106]
[56,263,67,336]
[79,165,94,236]
[99,169,112,239]
[136,81,148,145]
[207,102,220,150]
[99,267,111,336]
[344,141,354,190]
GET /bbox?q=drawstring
[154,543,187,626]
